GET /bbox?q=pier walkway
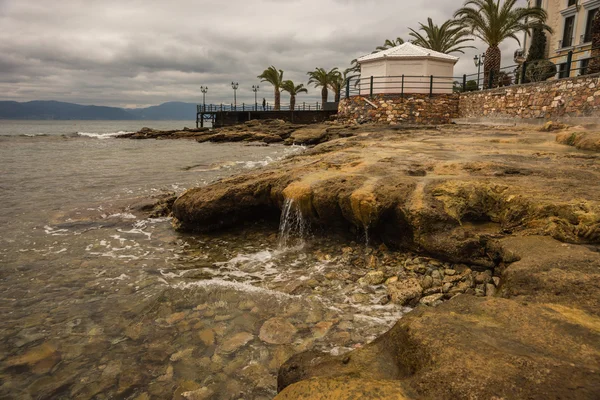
[196,103,337,128]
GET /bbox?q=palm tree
[257,66,284,110]
[454,0,551,87]
[281,80,308,111]
[375,37,404,51]
[328,69,347,102]
[344,59,361,89]
[345,58,360,77]
[408,18,475,54]
[307,67,337,105]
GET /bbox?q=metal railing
[197,102,322,113]
[344,46,600,98]
[462,46,600,91]
[345,74,456,98]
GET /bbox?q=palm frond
[408,17,475,54]
[257,65,284,89]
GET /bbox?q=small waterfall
[278,198,309,248]
[364,224,370,251]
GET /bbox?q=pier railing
[197,102,322,113]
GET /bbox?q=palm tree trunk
[484,45,501,89]
[334,89,341,102]
[290,95,296,111]
[274,88,281,111]
[321,87,328,106]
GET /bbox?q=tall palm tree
[375,37,404,51]
[257,66,284,110]
[454,0,551,87]
[307,67,337,105]
[281,80,308,111]
[408,18,475,54]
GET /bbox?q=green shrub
[525,59,557,82]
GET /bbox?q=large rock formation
[173,125,600,263]
[171,124,600,399]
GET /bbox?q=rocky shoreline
[116,119,360,146]
[168,121,600,399]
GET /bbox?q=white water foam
[238,158,273,169]
[77,131,132,139]
[171,278,298,300]
[21,133,49,137]
[107,213,137,220]
[352,304,411,325]
[44,225,70,236]
[211,249,283,280]
[231,145,306,170]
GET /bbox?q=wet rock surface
[277,238,600,399]
[117,120,358,146]
[556,129,600,152]
[173,124,600,257]
[276,377,412,399]
[171,123,600,399]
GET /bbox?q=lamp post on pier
[231,82,239,110]
[473,54,485,90]
[252,85,259,111]
[200,86,208,111]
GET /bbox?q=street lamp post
[200,86,208,111]
[473,54,485,90]
[231,82,239,110]
[252,85,259,111]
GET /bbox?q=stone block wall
[459,73,600,123]
[337,93,460,125]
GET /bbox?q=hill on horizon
[0,100,198,120]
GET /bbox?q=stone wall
[337,93,460,125]
[459,73,600,123]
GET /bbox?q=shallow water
[0,121,410,399]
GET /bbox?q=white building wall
[359,62,386,95]
[359,58,455,95]
[425,59,455,94]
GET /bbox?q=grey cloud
[0,0,529,107]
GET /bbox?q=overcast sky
[0,0,527,108]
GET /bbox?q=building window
[579,58,590,75]
[568,0,577,6]
[535,0,542,7]
[558,62,569,78]
[562,16,575,47]
[584,8,598,43]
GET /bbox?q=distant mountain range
[0,100,198,120]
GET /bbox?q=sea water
[0,120,407,399]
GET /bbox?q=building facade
[530,0,599,76]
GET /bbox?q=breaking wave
[77,131,132,139]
